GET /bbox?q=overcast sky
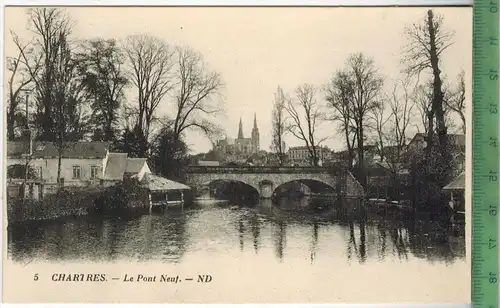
[4,6,472,154]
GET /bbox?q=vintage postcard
[2,6,471,303]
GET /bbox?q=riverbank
[6,187,104,225]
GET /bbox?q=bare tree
[123,34,176,156]
[345,53,384,184]
[171,46,225,144]
[271,86,288,166]
[412,81,433,135]
[445,70,466,134]
[386,79,415,171]
[370,97,390,163]
[403,9,454,155]
[6,35,38,140]
[12,8,74,141]
[285,84,325,167]
[52,34,89,185]
[324,70,357,169]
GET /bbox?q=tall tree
[325,70,357,169]
[123,34,175,157]
[345,53,384,184]
[6,34,38,140]
[113,126,147,158]
[151,126,190,182]
[172,46,225,143]
[51,33,89,184]
[270,86,287,166]
[403,9,454,156]
[78,38,128,141]
[386,79,415,171]
[370,96,390,164]
[285,84,325,167]
[12,8,74,141]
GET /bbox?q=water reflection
[8,197,465,267]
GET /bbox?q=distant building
[287,146,332,166]
[407,133,465,154]
[214,113,260,162]
[197,160,220,166]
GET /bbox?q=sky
[4,6,472,154]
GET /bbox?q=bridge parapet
[186,165,345,175]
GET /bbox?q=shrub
[98,178,148,212]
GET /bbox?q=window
[38,166,43,179]
[72,165,81,179]
[90,165,99,179]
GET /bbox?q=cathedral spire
[253,113,257,129]
[238,117,244,139]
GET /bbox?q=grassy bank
[7,179,152,225]
[7,187,103,224]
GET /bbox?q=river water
[8,197,466,265]
[7,197,469,302]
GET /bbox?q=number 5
[34,273,38,281]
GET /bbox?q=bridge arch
[200,179,259,200]
[272,179,337,198]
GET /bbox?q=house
[6,141,151,194]
[102,155,151,186]
[7,141,111,190]
[407,133,465,153]
[443,172,465,214]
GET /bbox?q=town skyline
[4,6,472,154]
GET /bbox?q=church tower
[238,117,244,139]
[251,113,260,152]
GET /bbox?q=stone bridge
[185,166,365,199]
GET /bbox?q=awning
[443,172,465,190]
[139,173,191,192]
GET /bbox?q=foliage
[150,127,190,182]
[112,126,148,158]
[77,38,129,141]
[97,177,147,212]
[7,164,39,179]
[7,187,101,223]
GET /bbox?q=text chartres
[51,273,106,282]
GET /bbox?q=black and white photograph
[3,6,471,303]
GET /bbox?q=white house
[7,141,111,187]
[7,141,151,195]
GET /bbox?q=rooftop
[139,173,191,192]
[103,153,128,180]
[125,158,148,174]
[7,141,111,159]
